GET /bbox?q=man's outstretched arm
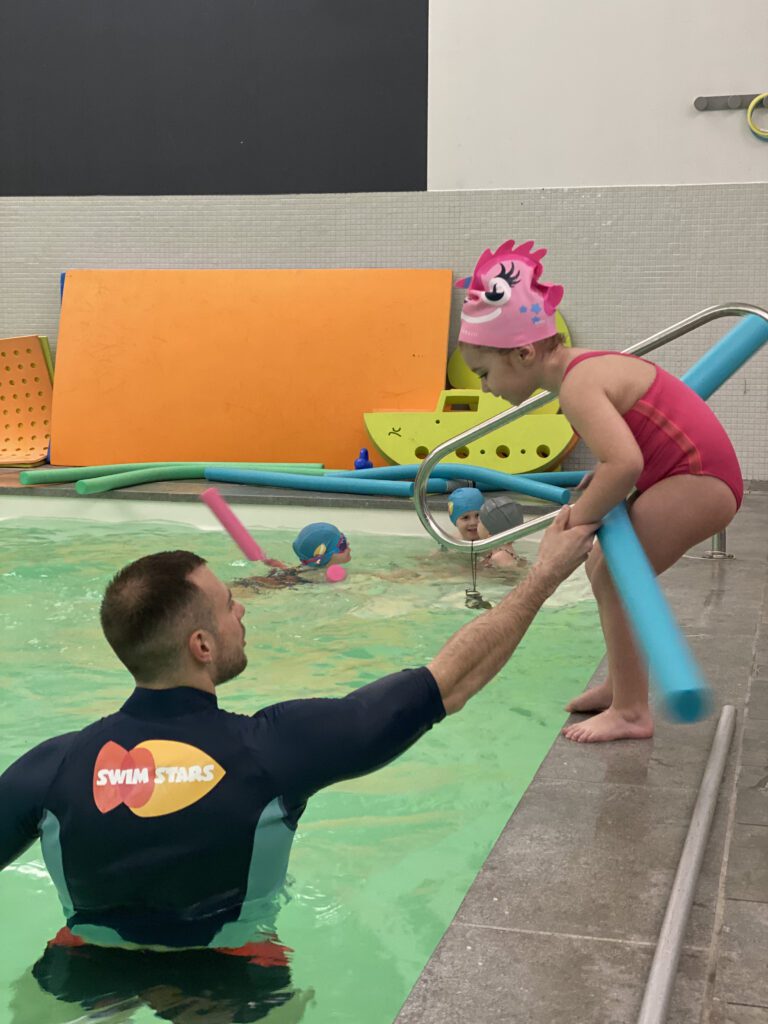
[429,506,598,714]
[260,506,598,806]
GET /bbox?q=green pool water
[0,516,603,1024]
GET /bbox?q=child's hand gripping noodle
[200,488,289,568]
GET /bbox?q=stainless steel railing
[636,705,736,1024]
[413,303,768,552]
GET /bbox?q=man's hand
[534,505,599,587]
[428,505,599,715]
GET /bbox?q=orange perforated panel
[50,269,452,467]
[0,336,54,466]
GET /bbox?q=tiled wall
[1,183,766,479]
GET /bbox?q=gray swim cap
[479,495,524,535]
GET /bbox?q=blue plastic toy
[354,448,373,470]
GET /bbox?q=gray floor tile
[720,900,768,1007]
[674,569,765,640]
[676,613,757,645]
[736,768,768,827]
[754,635,768,674]
[537,714,726,790]
[724,1007,768,1023]
[684,635,758,705]
[725,825,768,902]
[749,691,768,720]
[452,778,726,947]
[396,923,707,1024]
[742,719,768,767]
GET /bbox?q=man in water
[0,506,595,1010]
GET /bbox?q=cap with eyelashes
[456,239,563,349]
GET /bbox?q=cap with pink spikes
[456,240,564,349]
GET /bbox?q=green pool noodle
[21,462,322,486]
[75,465,325,495]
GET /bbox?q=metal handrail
[413,303,768,552]
[636,704,736,1024]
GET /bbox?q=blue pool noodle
[427,464,570,504]
[328,465,586,490]
[513,471,587,486]
[325,465,426,481]
[681,314,768,400]
[337,463,571,502]
[597,505,711,722]
[203,468,450,497]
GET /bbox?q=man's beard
[213,648,248,686]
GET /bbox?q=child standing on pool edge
[457,239,742,743]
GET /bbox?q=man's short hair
[100,550,215,682]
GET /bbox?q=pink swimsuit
[562,352,743,509]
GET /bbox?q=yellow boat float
[365,313,578,474]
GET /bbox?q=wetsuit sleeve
[255,667,446,807]
[0,734,75,868]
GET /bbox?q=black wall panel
[0,0,428,195]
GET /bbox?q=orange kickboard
[50,269,452,466]
[0,335,54,466]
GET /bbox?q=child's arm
[559,381,644,527]
[487,545,526,568]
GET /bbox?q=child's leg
[563,474,737,743]
[564,545,618,713]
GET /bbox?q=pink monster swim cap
[456,240,564,349]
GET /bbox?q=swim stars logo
[92,740,226,817]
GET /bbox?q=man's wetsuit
[0,668,444,949]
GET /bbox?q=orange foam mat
[50,269,452,467]
[0,335,54,466]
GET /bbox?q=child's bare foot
[562,706,654,743]
[565,680,613,713]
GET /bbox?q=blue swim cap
[292,522,345,567]
[448,487,484,524]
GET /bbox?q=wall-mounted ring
[746,92,768,140]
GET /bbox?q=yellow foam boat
[364,389,577,474]
[365,312,577,473]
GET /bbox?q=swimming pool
[0,510,603,1024]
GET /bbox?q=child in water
[448,487,485,542]
[292,522,352,572]
[478,495,528,570]
[449,487,525,569]
[234,522,351,592]
[457,238,741,743]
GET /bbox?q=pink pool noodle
[325,564,347,583]
[200,487,276,564]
